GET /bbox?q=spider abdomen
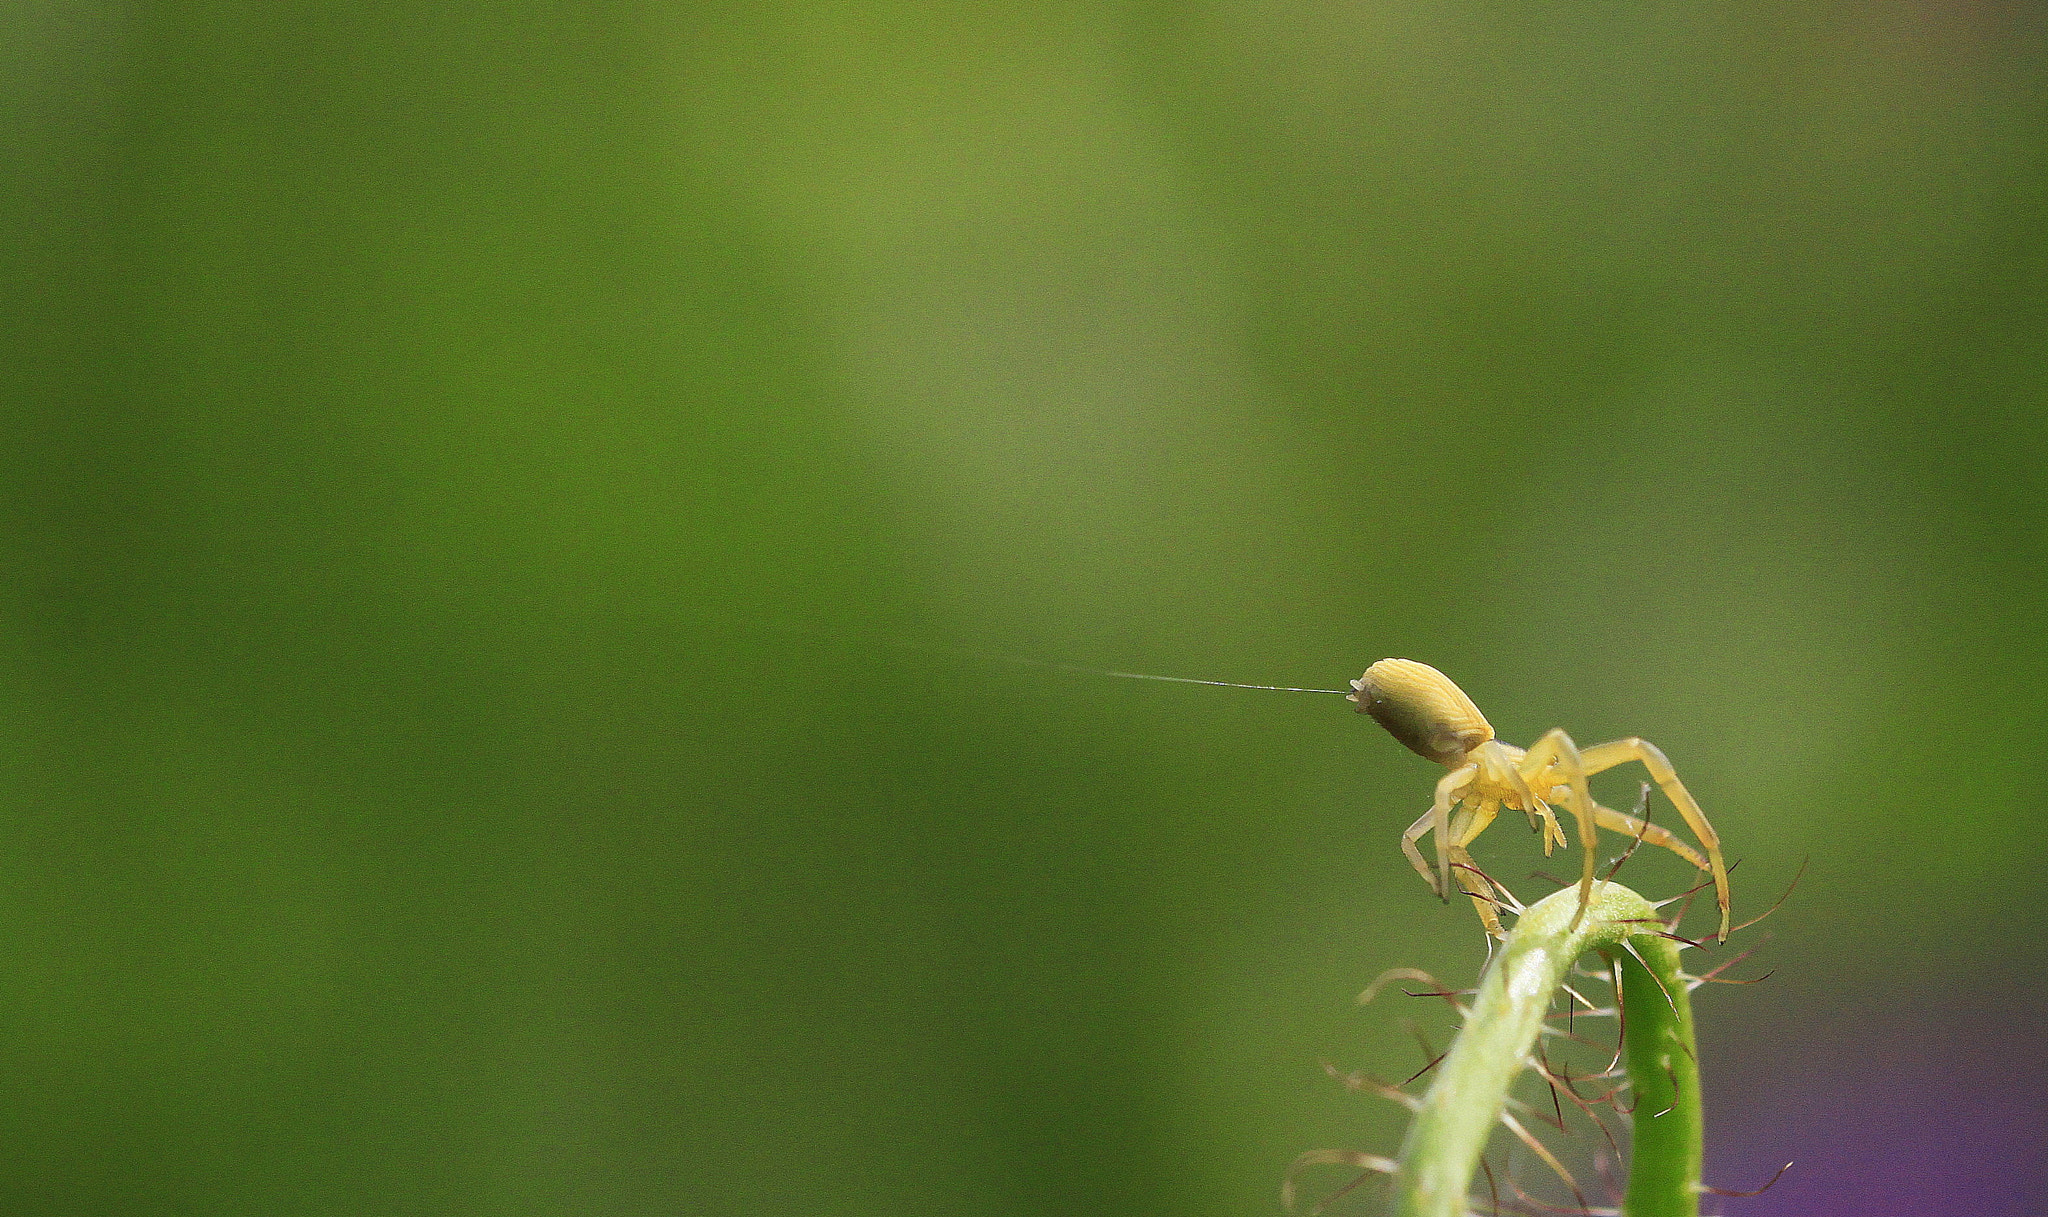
[1349,658,1495,766]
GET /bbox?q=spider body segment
[1349,659,1731,941]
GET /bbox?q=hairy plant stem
[1389,881,1701,1217]
[1614,926,1700,1217]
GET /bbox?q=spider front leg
[1400,807,1438,897]
[1400,763,1476,900]
[1450,797,1506,936]
[1400,795,1506,936]
[1577,737,1731,941]
[1516,729,1601,929]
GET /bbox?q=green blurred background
[7,1,2046,1213]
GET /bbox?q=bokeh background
[8,1,2046,1213]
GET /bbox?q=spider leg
[1401,807,1440,896]
[1528,797,1567,854]
[1453,797,1502,850]
[1577,738,1730,941]
[1451,859,1505,937]
[1519,730,1600,930]
[1399,793,1496,931]
[1451,798,1507,936]
[1426,763,1477,901]
[1591,802,1708,870]
[1504,764,1540,822]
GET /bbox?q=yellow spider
[1348,659,1730,941]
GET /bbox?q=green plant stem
[1613,930,1701,1217]
[1390,881,1701,1217]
